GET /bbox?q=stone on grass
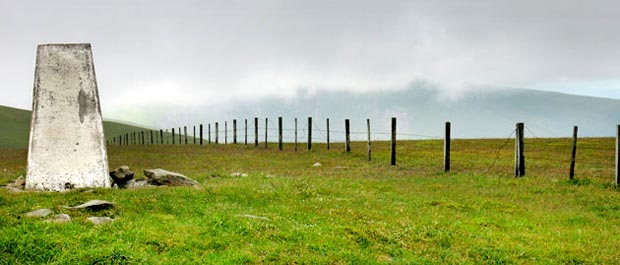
[46,214,71,223]
[235,214,270,221]
[313,162,322,167]
[63,200,114,211]
[14,176,25,188]
[143,169,198,186]
[230,172,248,177]
[109,166,134,188]
[88,216,114,225]
[128,179,150,188]
[25,208,53,218]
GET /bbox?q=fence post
[367,118,371,161]
[150,130,153,145]
[184,126,187,144]
[133,132,136,145]
[199,124,203,145]
[616,125,619,186]
[160,129,164,145]
[569,126,578,180]
[345,119,351,152]
[215,122,219,144]
[208,123,211,144]
[327,118,330,150]
[225,121,228,144]
[307,117,312,151]
[233,119,237,144]
[264,118,268,149]
[165,129,168,144]
[244,119,248,145]
[295,118,298,151]
[391,117,396,166]
[126,133,129,145]
[445,122,451,172]
[193,126,196,144]
[278,116,283,151]
[172,128,175,145]
[515,122,525,177]
[178,127,181,144]
[254,117,259,148]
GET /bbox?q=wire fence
[106,118,620,183]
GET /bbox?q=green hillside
[0,105,151,149]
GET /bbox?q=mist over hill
[116,82,620,141]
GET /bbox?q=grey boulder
[143,169,198,186]
[63,200,114,211]
[109,166,134,188]
[25,208,53,218]
[88,216,114,225]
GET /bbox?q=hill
[0,105,152,149]
[112,83,620,140]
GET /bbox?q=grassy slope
[0,138,619,263]
[0,105,152,149]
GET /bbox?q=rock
[235,214,270,221]
[128,179,151,188]
[14,176,25,188]
[109,166,134,188]
[25,208,53,218]
[63,200,114,211]
[143,169,198,186]
[88,216,114,225]
[312,162,322,167]
[6,186,23,193]
[230,172,248,177]
[46,214,71,223]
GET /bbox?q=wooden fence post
[367,118,371,161]
[225,121,228,145]
[327,118,330,150]
[160,129,163,145]
[616,125,619,186]
[199,124,203,145]
[233,119,237,144]
[254,117,258,148]
[208,123,211,144]
[193,126,196,144]
[444,122,451,172]
[172,128,175,145]
[178,127,181,144]
[307,117,312,151]
[569,126,578,180]
[244,119,248,145]
[165,129,168,144]
[133,132,136,145]
[278,116,283,151]
[150,130,153,145]
[391,117,396,166]
[183,126,187,144]
[126,133,129,145]
[345,119,351,152]
[215,122,219,144]
[294,118,298,151]
[264,118,268,148]
[515,122,525,177]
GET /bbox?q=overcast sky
[1,0,619,118]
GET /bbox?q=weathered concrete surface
[26,44,110,191]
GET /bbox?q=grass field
[1,138,619,263]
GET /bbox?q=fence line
[107,118,620,185]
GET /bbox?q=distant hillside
[112,83,620,140]
[0,105,152,149]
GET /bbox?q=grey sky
[1,0,619,120]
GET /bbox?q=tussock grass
[1,138,619,263]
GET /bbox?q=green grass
[1,138,619,263]
[0,105,155,149]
